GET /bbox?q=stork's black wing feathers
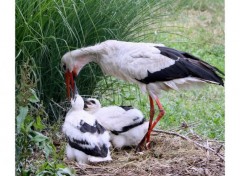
[137,46,224,86]
[78,120,106,134]
[111,118,146,135]
[67,137,108,157]
[119,106,134,111]
[95,121,106,134]
[67,120,107,157]
[180,50,225,76]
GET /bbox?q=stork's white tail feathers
[162,77,207,91]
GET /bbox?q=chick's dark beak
[84,103,88,109]
[83,99,90,109]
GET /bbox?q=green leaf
[16,106,28,134]
[36,170,54,176]
[34,116,46,130]
[21,169,31,176]
[42,142,54,158]
[24,120,34,133]
[27,88,40,103]
[57,167,75,176]
[31,131,48,143]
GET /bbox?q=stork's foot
[135,138,147,152]
[146,142,151,150]
[146,141,156,149]
[135,143,145,152]
[135,139,154,152]
[135,141,153,152]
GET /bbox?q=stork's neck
[73,43,106,59]
[70,43,107,73]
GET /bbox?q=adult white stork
[84,98,149,148]
[62,94,112,164]
[61,40,224,151]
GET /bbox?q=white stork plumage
[84,98,149,148]
[62,94,112,164]
[61,40,224,151]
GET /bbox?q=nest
[65,132,225,176]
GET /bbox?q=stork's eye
[90,100,96,104]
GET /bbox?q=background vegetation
[16,0,224,175]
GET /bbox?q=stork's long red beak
[65,71,75,100]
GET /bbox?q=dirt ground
[65,133,225,176]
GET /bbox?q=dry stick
[216,144,223,154]
[205,140,210,174]
[153,129,225,161]
[166,121,201,133]
[208,139,225,143]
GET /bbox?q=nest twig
[153,129,225,161]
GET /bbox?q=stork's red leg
[136,96,155,152]
[147,98,165,139]
[145,96,155,146]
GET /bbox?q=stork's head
[84,98,101,114]
[61,50,93,99]
[61,52,78,99]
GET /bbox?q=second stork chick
[62,94,112,164]
[84,98,149,148]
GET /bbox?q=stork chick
[62,94,112,164]
[84,98,149,148]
